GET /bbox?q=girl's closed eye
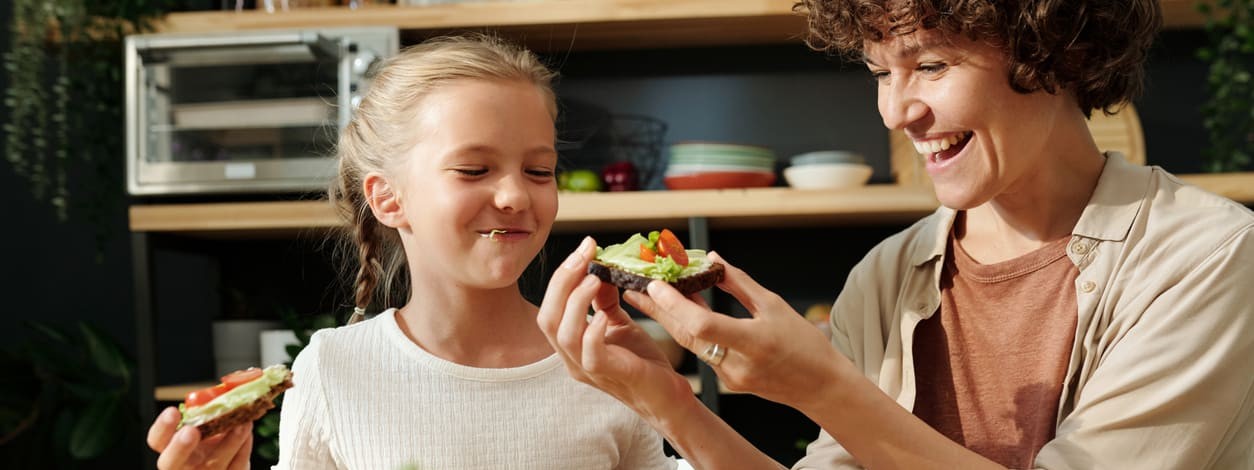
[452,167,489,177]
[526,167,555,179]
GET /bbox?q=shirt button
[1080,281,1096,293]
[1071,240,1090,255]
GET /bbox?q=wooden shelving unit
[128,184,942,235]
[152,0,1208,52]
[127,175,1254,237]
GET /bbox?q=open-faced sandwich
[178,364,293,438]
[587,229,725,295]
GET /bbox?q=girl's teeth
[913,132,969,155]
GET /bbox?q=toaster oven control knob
[353,50,378,76]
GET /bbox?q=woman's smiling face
[395,78,558,290]
[865,31,1071,210]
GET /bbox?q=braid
[350,207,384,324]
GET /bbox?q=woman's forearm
[797,365,1004,470]
[655,394,787,470]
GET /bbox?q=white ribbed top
[275,309,676,470]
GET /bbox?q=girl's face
[865,31,1073,210]
[397,79,558,290]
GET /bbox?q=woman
[540,1,1254,468]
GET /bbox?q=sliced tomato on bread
[655,229,689,266]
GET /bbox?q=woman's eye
[919,63,947,74]
[869,70,890,82]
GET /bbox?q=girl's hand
[146,407,253,470]
[625,252,846,410]
[537,237,697,423]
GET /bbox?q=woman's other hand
[537,237,697,421]
[146,406,253,470]
[626,252,846,410]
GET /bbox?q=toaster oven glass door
[127,30,389,194]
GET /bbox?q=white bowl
[789,150,866,166]
[783,163,873,189]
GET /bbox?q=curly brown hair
[795,0,1162,115]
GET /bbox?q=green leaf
[286,344,303,361]
[25,321,69,345]
[78,323,131,383]
[68,395,123,459]
[311,314,338,331]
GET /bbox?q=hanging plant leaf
[68,394,122,459]
[78,323,132,383]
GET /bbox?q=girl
[540,1,1254,469]
[146,35,677,470]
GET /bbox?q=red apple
[602,161,639,191]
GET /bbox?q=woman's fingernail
[160,407,180,423]
[579,274,599,288]
[562,237,594,270]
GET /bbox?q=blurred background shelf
[127,184,942,236]
[153,0,1209,52]
[126,174,1254,237]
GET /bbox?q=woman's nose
[879,81,929,131]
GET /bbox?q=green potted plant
[1196,0,1254,172]
[253,309,338,463]
[0,321,138,467]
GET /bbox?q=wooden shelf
[157,375,732,400]
[128,184,942,237]
[151,0,1206,52]
[127,174,1254,237]
[154,0,807,51]
[156,382,217,401]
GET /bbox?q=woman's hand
[146,407,253,470]
[537,237,697,423]
[625,252,846,410]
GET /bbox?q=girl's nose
[493,174,530,213]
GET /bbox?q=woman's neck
[959,117,1105,264]
[393,278,553,368]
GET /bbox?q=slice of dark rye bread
[189,375,294,438]
[587,259,725,296]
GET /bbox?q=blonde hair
[328,34,557,323]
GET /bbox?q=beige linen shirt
[794,155,1254,469]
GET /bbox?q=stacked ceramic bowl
[663,142,777,190]
[783,150,873,189]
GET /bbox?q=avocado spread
[595,233,711,282]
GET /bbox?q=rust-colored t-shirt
[912,235,1079,468]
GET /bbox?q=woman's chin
[934,187,988,211]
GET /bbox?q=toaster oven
[125,27,398,195]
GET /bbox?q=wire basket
[607,114,668,190]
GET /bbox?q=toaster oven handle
[129,31,317,51]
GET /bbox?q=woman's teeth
[913,132,971,155]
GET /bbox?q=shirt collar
[1072,152,1151,242]
[909,152,1149,267]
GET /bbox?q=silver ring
[701,343,727,366]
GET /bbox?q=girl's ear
[364,173,407,229]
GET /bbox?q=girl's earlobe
[363,173,407,228]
